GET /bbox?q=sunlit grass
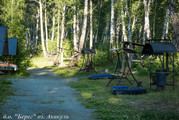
[31,57,53,68]
[50,64,179,120]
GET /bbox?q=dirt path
[1,68,96,120]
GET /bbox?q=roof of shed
[8,38,18,55]
[142,42,177,55]
[0,26,8,56]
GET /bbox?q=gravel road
[1,68,97,120]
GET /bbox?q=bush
[95,41,111,66]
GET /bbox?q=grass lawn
[0,76,14,117]
[48,64,179,120]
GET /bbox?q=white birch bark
[73,5,78,51]
[59,5,66,67]
[79,0,88,51]
[76,7,80,50]
[45,0,48,51]
[126,1,132,43]
[161,8,170,39]
[110,0,115,49]
[121,6,127,41]
[35,9,39,50]
[116,17,120,48]
[57,9,60,52]
[51,11,55,41]
[60,6,66,50]
[143,0,151,44]
[39,0,46,57]
[90,0,93,49]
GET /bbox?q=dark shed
[8,38,18,55]
[142,42,177,55]
[142,41,177,89]
[0,26,8,56]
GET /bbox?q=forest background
[0,0,178,75]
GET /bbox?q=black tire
[112,86,147,95]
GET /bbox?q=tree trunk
[110,0,115,49]
[32,21,36,50]
[103,21,109,43]
[79,0,88,51]
[131,1,140,35]
[76,7,80,50]
[167,0,179,51]
[51,9,55,41]
[39,0,46,57]
[143,0,151,44]
[60,5,66,50]
[89,0,93,49]
[121,0,128,69]
[73,5,78,51]
[45,0,48,51]
[57,9,60,52]
[126,1,132,43]
[153,4,156,38]
[59,5,66,67]
[116,17,120,48]
[161,8,170,39]
[121,0,127,42]
[35,9,39,51]
[95,1,102,44]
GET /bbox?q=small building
[0,26,8,56]
[0,26,18,72]
[142,40,177,89]
[8,38,18,56]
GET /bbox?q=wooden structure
[47,48,80,67]
[106,42,143,87]
[0,26,8,56]
[0,26,18,73]
[142,39,177,89]
[79,49,97,73]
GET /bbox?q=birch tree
[143,0,151,44]
[79,0,88,52]
[35,9,39,51]
[60,5,66,50]
[59,5,66,67]
[110,0,115,49]
[51,6,55,41]
[45,0,48,51]
[167,0,179,51]
[39,0,46,57]
[57,9,60,52]
[73,5,78,51]
[121,0,127,42]
[89,0,93,49]
[161,8,170,39]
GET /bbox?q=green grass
[31,57,53,68]
[40,101,53,104]
[50,64,179,120]
[0,79,14,106]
